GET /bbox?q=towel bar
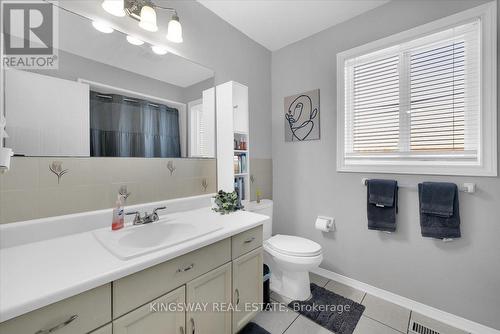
[361,178,476,194]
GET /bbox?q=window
[337,3,497,176]
[189,99,211,157]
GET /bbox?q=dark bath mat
[288,283,365,334]
[238,322,271,334]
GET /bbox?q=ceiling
[197,0,389,51]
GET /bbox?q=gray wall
[33,49,188,103]
[272,0,499,329]
[182,77,216,104]
[169,0,272,159]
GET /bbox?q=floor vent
[410,321,441,334]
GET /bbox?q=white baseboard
[311,267,500,334]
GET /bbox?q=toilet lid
[266,235,322,257]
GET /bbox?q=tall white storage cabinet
[216,81,250,201]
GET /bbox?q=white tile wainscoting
[0,157,216,224]
[0,157,273,224]
[249,158,273,201]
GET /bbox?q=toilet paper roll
[315,217,332,232]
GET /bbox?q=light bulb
[92,21,114,34]
[151,45,168,55]
[126,35,144,46]
[139,5,158,32]
[166,14,183,43]
[102,0,125,17]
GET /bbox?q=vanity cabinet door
[186,263,232,334]
[113,286,185,334]
[232,247,263,333]
[89,323,112,334]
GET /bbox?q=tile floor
[251,272,469,334]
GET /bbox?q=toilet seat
[265,234,322,257]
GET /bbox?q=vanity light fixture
[138,5,158,32]
[101,0,183,42]
[126,35,145,46]
[151,45,168,55]
[102,0,126,17]
[166,13,183,43]
[92,21,114,34]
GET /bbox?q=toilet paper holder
[315,216,335,232]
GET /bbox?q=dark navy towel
[367,179,398,232]
[418,182,461,239]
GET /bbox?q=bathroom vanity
[0,196,267,334]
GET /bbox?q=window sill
[337,161,497,177]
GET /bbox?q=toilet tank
[245,199,273,240]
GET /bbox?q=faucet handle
[153,206,166,213]
[152,206,167,221]
[126,211,141,225]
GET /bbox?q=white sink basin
[93,218,222,260]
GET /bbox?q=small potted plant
[212,190,243,214]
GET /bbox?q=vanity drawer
[0,284,111,334]
[113,238,231,318]
[232,225,263,259]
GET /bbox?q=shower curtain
[90,91,181,158]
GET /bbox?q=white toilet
[246,200,323,301]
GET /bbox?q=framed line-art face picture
[284,89,320,142]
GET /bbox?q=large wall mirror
[3,4,216,159]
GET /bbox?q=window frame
[336,2,497,176]
[188,98,206,158]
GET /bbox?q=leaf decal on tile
[49,161,69,184]
[167,161,176,175]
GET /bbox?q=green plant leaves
[213,190,241,214]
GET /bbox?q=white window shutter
[343,19,481,162]
[348,55,400,153]
[408,21,480,156]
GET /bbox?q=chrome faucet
[126,206,167,225]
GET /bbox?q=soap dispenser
[112,195,125,230]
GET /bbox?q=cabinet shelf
[234,150,248,153]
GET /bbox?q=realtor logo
[1,0,58,69]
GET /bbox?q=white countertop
[0,207,267,322]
